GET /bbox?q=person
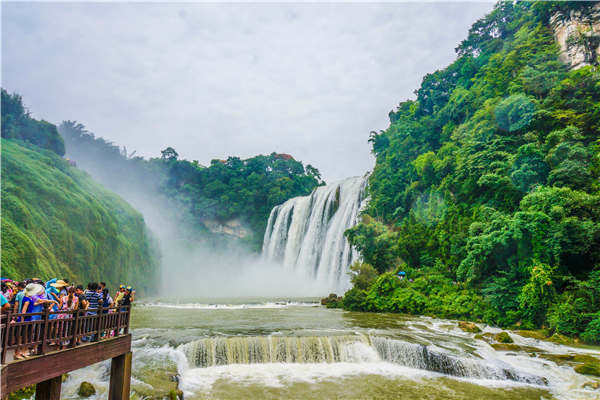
[84,282,102,315]
[101,288,113,313]
[75,285,88,310]
[119,287,132,311]
[114,285,126,306]
[13,283,39,360]
[17,284,57,359]
[57,286,78,348]
[1,282,12,302]
[59,286,79,315]
[99,282,106,292]
[21,284,57,321]
[126,286,135,303]
[13,281,26,314]
[52,280,69,298]
[1,293,9,312]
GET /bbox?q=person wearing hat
[114,285,126,306]
[13,283,58,359]
[50,280,69,297]
[21,284,57,321]
[126,286,135,303]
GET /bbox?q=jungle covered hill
[1,91,159,291]
[343,1,600,343]
[58,121,323,250]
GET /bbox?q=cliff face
[552,3,600,69]
[202,218,251,239]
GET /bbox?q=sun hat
[50,280,69,288]
[24,283,44,297]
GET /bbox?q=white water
[59,302,600,400]
[262,176,369,293]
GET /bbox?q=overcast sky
[2,2,493,181]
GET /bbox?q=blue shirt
[22,296,43,321]
[0,294,7,307]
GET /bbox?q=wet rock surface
[78,381,96,397]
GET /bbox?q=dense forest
[59,121,323,249]
[1,91,159,291]
[342,1,600,343]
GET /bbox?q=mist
[58,126,332,298]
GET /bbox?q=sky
[2,2,494,182]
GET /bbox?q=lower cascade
[181,335,546,385]
[262,176,369,293]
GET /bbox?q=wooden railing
[0,304,131,364]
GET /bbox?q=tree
[161,147,179,161]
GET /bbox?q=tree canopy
[344,1,600,342]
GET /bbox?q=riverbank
[333,263,600,347]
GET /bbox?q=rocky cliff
[552,3,600,69]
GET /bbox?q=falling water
[181,335,546,385]
[262,176,369,293]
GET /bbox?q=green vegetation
[343,1,600,343]
[1,89,65,156]
[2,134,158,291]
[59,122,323,249]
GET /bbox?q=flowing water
[59,298,600,399]
[262,176,369,294]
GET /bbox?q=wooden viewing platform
[1,304,132,399]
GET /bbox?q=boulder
[321,293,343,308]
[78,381,96,397]
[512,330,549,340]
[458,321,481,333]
[474,332,494,343]
[548,333,573,345]
[169,389,184,400]
[490,343,542,353]
[494,332,514,343]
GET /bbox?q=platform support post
[35,375,61,400]
[108,351,131,400]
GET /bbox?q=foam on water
[179,361,435,393]
[140,301,320,310]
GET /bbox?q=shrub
[581,316,600,344]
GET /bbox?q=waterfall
[262,176,369,293]
[369,337,547,385]
[183,335,371,367]
[181,335,547,385]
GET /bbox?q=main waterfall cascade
[262,175,369,293]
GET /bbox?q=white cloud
[2,2,493,181]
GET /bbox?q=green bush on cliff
[343,1,600,338]
[1,139,158,291]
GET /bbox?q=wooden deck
[1,304,132,399]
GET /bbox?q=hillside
[1,137,159,292]
[343,1,600,343]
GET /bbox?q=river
[59,298,599,399]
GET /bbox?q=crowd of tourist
[0,278,135,359]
